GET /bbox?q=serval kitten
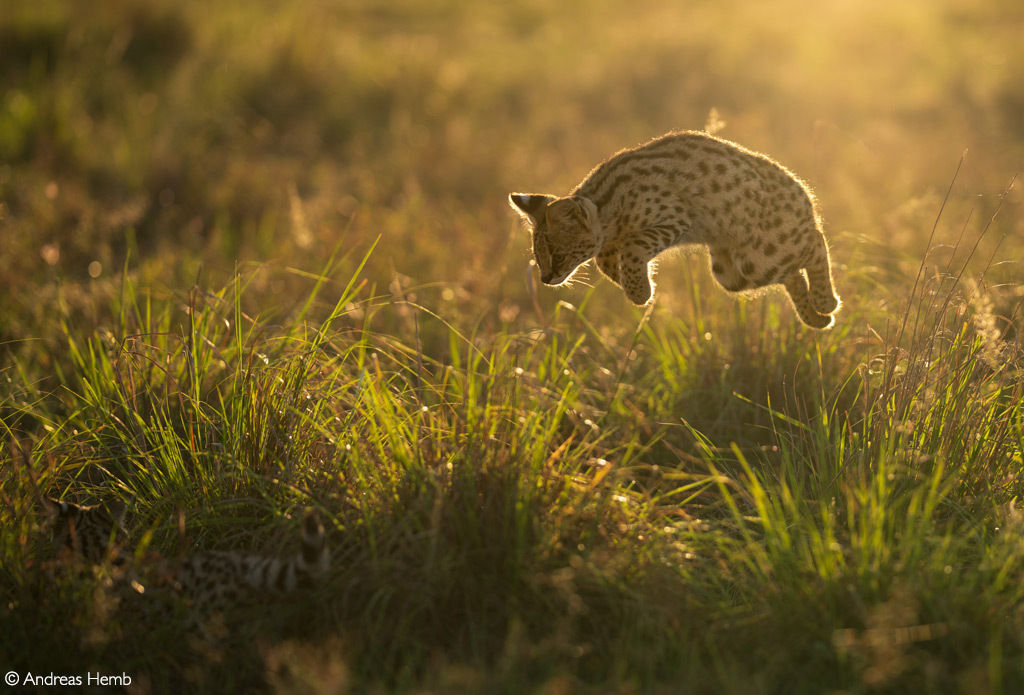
[510,130,841,328]
[43,497,329,613]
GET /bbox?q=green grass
[3,0,1024,692]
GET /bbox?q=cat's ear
[566,196,597,224]
[509,193,557,223]
[547,196,597,227]
[41,496,66,520]
[104,499,128,530]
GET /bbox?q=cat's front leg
[618,247,654,305]
[595,243,622,287]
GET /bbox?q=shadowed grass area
[3,0,1024,692]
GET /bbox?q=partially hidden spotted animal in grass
[42,497,329,614]
[509,130,841,328]
[44,496,129,564]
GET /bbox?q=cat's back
[580,133,772,218]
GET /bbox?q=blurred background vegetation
[2,0,1022,364]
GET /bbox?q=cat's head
[509,193,601,287]
[43,497,128,563]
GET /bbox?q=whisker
[566,277,595,290]
[563,267,594,290]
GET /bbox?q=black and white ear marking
[508,193,556,221]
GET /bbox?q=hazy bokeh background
[2,0,1022,372]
